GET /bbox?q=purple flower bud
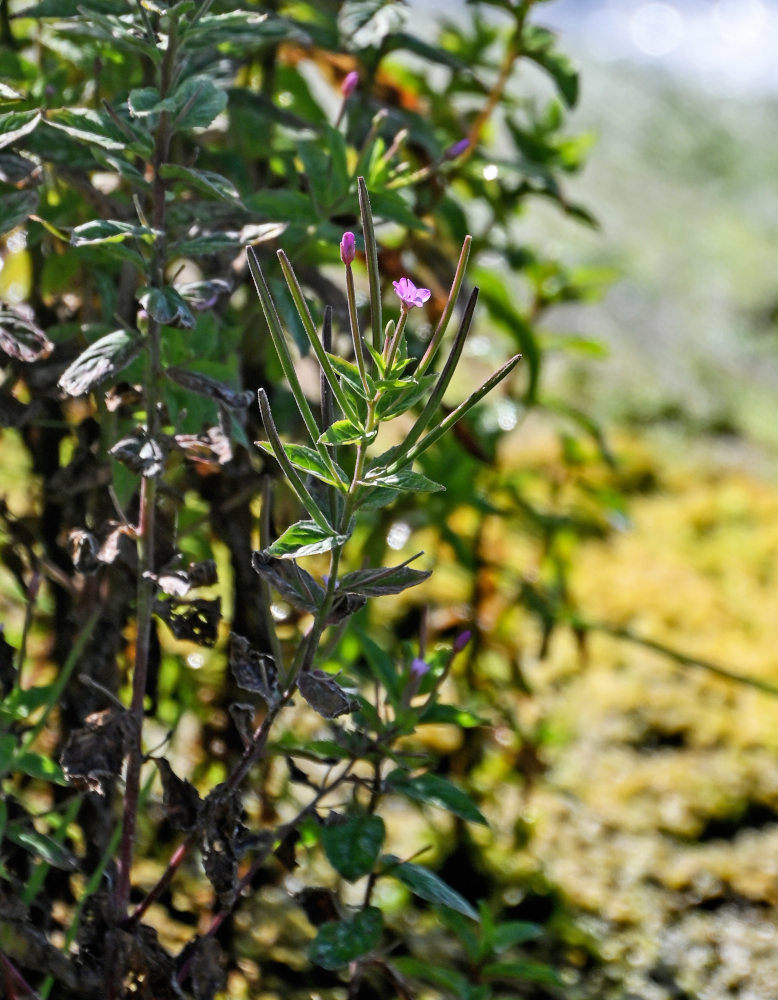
[392,276,431,310]
[340,231,356,266]
[445,137,471,160]
[341,70,359,98]
[453,630,473,653]
[410,657,430,679]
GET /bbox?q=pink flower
[410,657,430,679]
[341,70,359,98]
[340,231,356,266]
[392,277,431,309]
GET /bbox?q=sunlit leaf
[58,329,143,396]
[0,109,41,149]
[266,520,348,559]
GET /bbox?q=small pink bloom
[410,657,430,679]
[341,70,359,98]
[393,277,431,309]
[340,231,356,266]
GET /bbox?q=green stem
[345,263,370,392]
[387,353,522,472]
[415,236,471,378]
[358,177,382,353]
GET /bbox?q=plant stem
[113,14,177,931]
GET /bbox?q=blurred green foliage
[0,1,617,997]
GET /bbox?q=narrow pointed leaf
[389,354,522,472]
[339,556,431,597]
[386,770,487,825]
[362,469,444,494]
[384,856,479,920]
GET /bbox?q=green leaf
[370,190,430,231]
[321,814,385,881]
[354,631,401,701]
[5,826,77,870]
[418,703,484,728]
[127,87,178,118]
[0,189,38,237]
[13,751,67,785]
[255,441,347,489]
[327,353,375,399]
[173,75,228,130]
[386,771,487,825]
[245,189,314,223]
[319,419,375,447]
[391,957,470,993]
[45,108,131,151]
[158,163,242,203]
[362,469,444,494]
[267,520,348,560]
[384,856,479,919]
[309,906,383,970]
[376,374,437,420]
[58,329,143,396]
[0,733,16,775]
[339,559,431,598]
[491,921,544,951]
[482,960,561,985]
[138,286,196,329]
[0,684,58,721]
[170,232,239,256]
[0,109,41,149]
[71,219,157,246]
[523,25,579,108]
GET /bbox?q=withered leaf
[190,935,225,1000]
[326,591,366,623]
[110,433,168,477]
[156,757,202,832]
[338,553,432,598]
[114,924,183,1000]
[251,550,324,613]
[60,708,134,795]
[228,633,277,702]
[151,559,218,597]
[59,329,142,396]
[0,304,53,362]
[201,785,243,905]
[228,701,255,748]
[173,426,232,468]
[68,529,101,575]
[166,367,252,409]
[297,670,359,719]
[155,597,221,647]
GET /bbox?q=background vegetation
[1,0,777,998]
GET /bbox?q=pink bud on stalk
[392,276,431,310]
[453,630,472,653]
[340,231,356,267]
[341,70,359,98]
[444,137,471,160]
